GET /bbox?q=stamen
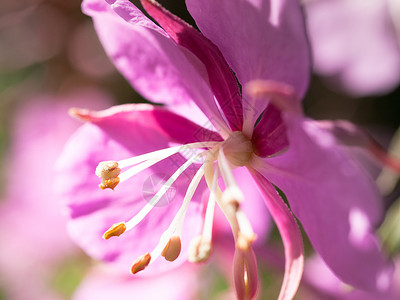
[202,167,219,244]
[221,186,243,209]
[188,167,219,263]
[218,149,256,250]
[149,165,205,263]
[96,142,219,189]
[131,253,151,274]
[218,149,240,189]
[203,153,240,240]
[117,142,219,169]
[237,231,257,252]
[188,235,212,263]
[125,152,205,232]
[161,234,181,262]
[95,161,121,190]
[118,157,170,184]
[102,222,126,240]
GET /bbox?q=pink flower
[0,89,110,299]
[304,0,400,96]
[56,0,393,299]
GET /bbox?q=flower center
[222,131,254,167]
[95,131,257,278]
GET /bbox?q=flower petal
[250,169,304,300]
[253,115,393,292]
[56,104,210,273]
[252,103,289,157]
[72,263,201,300]
[303,254,399,300]
[186,0,310,99]
[82,0,228,131]
[69,103,223,144]
[140,0,243,131]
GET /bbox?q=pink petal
[73,263,201,300]
[250,169,304,300]
[254,115,393,292]
[69,103,223,144]
[55,105,209,274]
[186,0,310,100]
[305,0,400,96]
[252,103,289,157]
[141,0,243,131]
[303,255,399,300]
[242,79,301,139]
[82,0,227,130]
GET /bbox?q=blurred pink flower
[304,0,400,96]
[0,89,110,299]
[55,0,392,299]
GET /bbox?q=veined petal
[82,0,228,131]
[250,169,304,300]
[69,103,223,145]
[253,115,394,292]
[252,103,289,157]
[186,0,310,100]
[141,0,243,131]
[55,105,209,273]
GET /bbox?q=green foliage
[49,254,90,298]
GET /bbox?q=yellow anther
[131,253,151,275]
[99,177,120,190]
[161,234,181,262]
[102,222,126,240]
[96,161,121,190]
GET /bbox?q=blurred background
[0,0,399,299]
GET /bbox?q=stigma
[95,131,257,276]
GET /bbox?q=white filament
[117,142,219,184]
[150,165,205,263]
[202,167,218,243]
[218,150,244,204]
[125,152,205,231]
